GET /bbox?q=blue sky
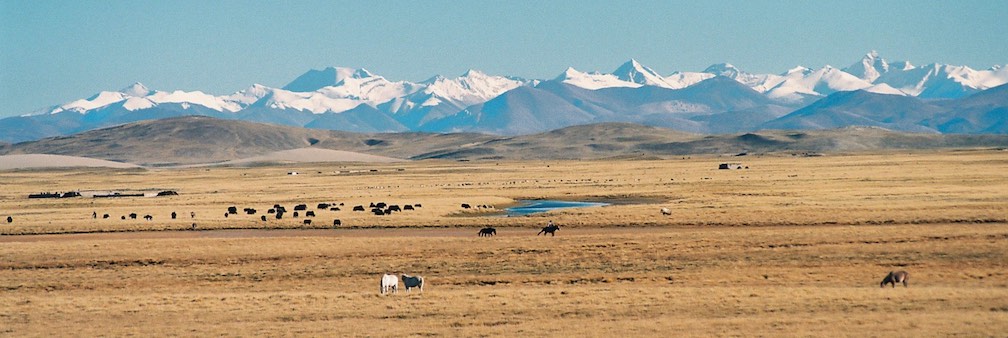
[2,0,1006,116]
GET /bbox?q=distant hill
[2,116,1006,166]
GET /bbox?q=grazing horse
[380,274,398,294]
[881,271,909,288]
[538,225,559,236]
[660,207,672,215]
[401,274,424,293]
[478,227,496,237]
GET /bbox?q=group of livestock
[380,274,424,295]
[350,202,421,216]
[226,203,345,227]
[91,210,194,222]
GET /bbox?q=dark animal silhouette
[387,205,401,212]
[6,216,11,223]
[353,205,365,211]
[403,205,414,210]
[129,213,137,219]
[317,203,330,209]
[479,227,496,237]
[224,213,229,218]
[293,211,299,218]
[294,204,307,211]
[143,215,152,221]
[121,216,126,220]
[190,212,195,219]
[461,203,471,209]
[305,211,316,217]
[414,204,422,208]
[268,208,275,214]
[375,202,387,209]
[191,223,197,230]
[401,274,424,293]
[171,212,177,219]
[244,208,257,215]
[881,271,909,288]
[261,215,267,221]
[369,202,376,208]
[333,219,341,227]
[372,209,385,216]
[227,206,238,214]
[275,212,284,219]
[103,214,110,219]
[330,207,340,211]
[93,211,97,219]
[538,225,560,236]
[303,219,312,226]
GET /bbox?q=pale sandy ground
[219,148,403,166]
[0,154,140,170]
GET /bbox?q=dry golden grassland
[1,150,1007,336]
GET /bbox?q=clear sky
[2,0,1006,116]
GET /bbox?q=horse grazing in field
[380,274,398,294]
[478,227,496,237]
[881,271,909,288]
[538,225,559,236]
[401,274,424,293]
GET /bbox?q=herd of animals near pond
[4,197,914,293]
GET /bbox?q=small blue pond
[505,200,609,216]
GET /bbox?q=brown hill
[1,116,1005,166]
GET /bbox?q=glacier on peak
[555,66,641,90]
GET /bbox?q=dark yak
[294,204,307,211]
[479,227,496,237]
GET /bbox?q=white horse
[660,207,671,215]
[401,274,424,293]
[380,274,398,294]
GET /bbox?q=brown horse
[880,271,909,288]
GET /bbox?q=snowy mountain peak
[703,63,741,78]
[555,67,641,90]
[785,66,812,75]
[844,50,890,82]
[461,69,486,77]
[282,66,377,92]
[612,59,670,87]
[121,82,153,97]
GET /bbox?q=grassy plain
[1,150,1007,336]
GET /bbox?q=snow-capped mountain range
[2,51,1007,143]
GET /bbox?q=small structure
[719,163,744,170]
